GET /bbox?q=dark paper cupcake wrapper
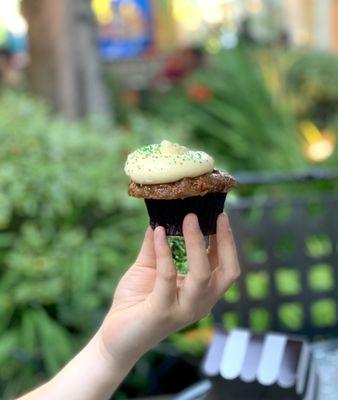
[145,192,227,236]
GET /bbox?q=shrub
[0,91,187,398]
[140,48,308,172]
[286,50,338,127]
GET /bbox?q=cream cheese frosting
[124,140,214,184]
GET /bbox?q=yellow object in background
[172,0,202,31]
[92,0,114,24]
[300,121,336,163]
[152,0,177,51]
[92,0,178,52]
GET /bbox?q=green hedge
[0,92,188,398]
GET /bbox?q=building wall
[330,0,338,52]
[284,0,338,53]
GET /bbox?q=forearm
[18,332,138,400]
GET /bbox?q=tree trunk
[21,0,113,121]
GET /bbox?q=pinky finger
[213,213,240,294]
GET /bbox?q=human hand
[99,213,240,367]
[18,213,240,400]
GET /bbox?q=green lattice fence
[214,181,338,338]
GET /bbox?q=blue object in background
[0,27,27,54]
[98,0,154,60]
[7,32,28,53]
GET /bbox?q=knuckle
[221,225,233,239]
[219,282,230,295]
[230,268,241,281]
[180,304,209,325]
[185,233,205,249]
[158,250,170,261]
[222,267,240,283]
[179,304,196,324]
[197,279,211,290]
[161,271,177,282]
[193,272,211,286]
[226,226,232,235]
[219,270,240,294]
[155,306,174,321]
[163,309,175,321]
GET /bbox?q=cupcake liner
[145,192,227,236]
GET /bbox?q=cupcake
[124,140,236,236]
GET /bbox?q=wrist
[91,330,138,379]
[97,322,146,374]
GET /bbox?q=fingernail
[186,213,199,231]
[155,226,166,240]
[218,213,228,224]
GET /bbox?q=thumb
[135,227,156,267]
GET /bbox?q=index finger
[135,226,156,267]
[182,214,211,292]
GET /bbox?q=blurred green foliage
[185,49,308,172]
[141,48,308,172]
[286,50,338,127]
[137,48,338,169]
[168,237,188,274]
[2,46,338,398]
[0,92,188,398]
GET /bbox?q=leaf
[0,330,17,366]
[32,309,73,376]
[20,310,37,355]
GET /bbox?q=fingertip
[136,226,156,265]
[217,212,229,226]
[217,212,232,234]
[154,226,169,253]
[183,213,200,234]
[145,226,154,239]
[154,225,166,239]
